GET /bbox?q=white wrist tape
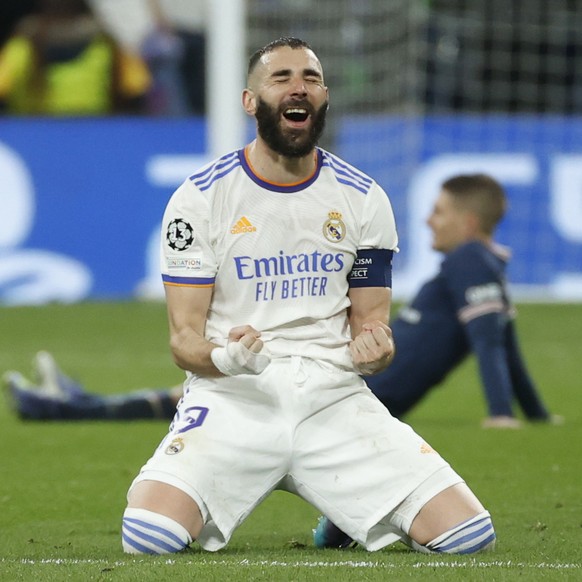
[211,342,271,376]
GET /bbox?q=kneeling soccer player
[120,37,495,557]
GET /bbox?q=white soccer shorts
[128,356,462,551]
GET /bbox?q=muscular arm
[164,284,220,376]
[347,286,395,375]
[165,284,270,378]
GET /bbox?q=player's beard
[255,97,328,158]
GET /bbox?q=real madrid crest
[165,437,185,455]
[323,211,346,243]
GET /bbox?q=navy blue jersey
[366,240,549,419]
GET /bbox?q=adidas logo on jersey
[231,216,257,234]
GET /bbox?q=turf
[0,301,580,581]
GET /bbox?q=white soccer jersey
[161,146,398,369]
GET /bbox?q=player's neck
[475,233,493,247]
[245,139,317,185]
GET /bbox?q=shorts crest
[165,437,185,455]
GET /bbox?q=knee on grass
[412,511,495,555]
[122,508,192,554]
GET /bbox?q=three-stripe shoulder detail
[189,151,241,192]
[321,151,373,195]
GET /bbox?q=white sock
[412,511,496,554]
[122,507,192,554]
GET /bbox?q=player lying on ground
[117,36,494,555]
[5,176,557,429]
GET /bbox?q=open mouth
[283,108,309,123]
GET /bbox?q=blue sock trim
[430,514,495,554]
[122,519,184,553]
[123,516,187,549]
[436,520,491,552]
[122,510,192,554]
[455,532,497,555]
[122,531,158,554]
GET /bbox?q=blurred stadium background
[1,0,581,305]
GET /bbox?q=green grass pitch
[0,301,580,581]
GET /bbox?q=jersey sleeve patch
[348,249,393,288]
[166,218,195,251]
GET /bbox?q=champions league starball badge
[323,211,346,243]
[166,218,195,251]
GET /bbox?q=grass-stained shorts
[128,356,462,551]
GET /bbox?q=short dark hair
[247,37,313,78]
[442,174,507,234]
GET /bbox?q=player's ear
[242,88,256,116]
